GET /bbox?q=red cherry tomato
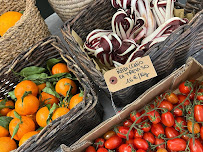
[197,91,203,101]
[159,100,173,111]
[143,132,155,144]
[161,112,175,127]
[141,122,151,132]
[189,138,203,152]
[179,81,192,94]
[180,131,190,141]
[103,130,116,140]
[178,94,190,106]
[95,138,105,148]
[116,126,134,139]
[167,138,186,151]
[165,127,179,138]
[155,138,165,150]
[125,139,135,148]
[133,138,148,150]
[147,110,161,124]
[151,123,164,137]
[105,135,122,150]
[134,129,143,138]
[165,93,179,104]
[173,105,184,117]
[85,146,96,152]
[194,105,203,122]
[189,90,196,100]
[137,149,146,152]
[140,109,148,121]
[201,126,203,140]
[130,111,142,123]
[173,117,186,131]
[123,119,133,127]
[118,144,133,152]
[97,148,108,152]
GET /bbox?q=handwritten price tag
[104,56,157,92]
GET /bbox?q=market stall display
[0,0,50,68]
[0,36,103,151]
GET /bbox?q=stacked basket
[61,0,203,107]
[0,36,103,151]
[0,0,50,68]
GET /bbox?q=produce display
[83,0,189,67]
[85,79,203,152]
[0,59,83,151]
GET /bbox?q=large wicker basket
[61,0,203,107]
[0,0,50,68]
[0,36,103,151]
[48,0,94,22]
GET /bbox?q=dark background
[36,0,54,19]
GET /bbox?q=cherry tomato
[159,100,173,111]
[156,148,167,152]
[137,149,146,152]
[178,94,190,106]
[103,130,116,140]
[125,139,135,148]
[165,93,179,104]
[143,132,155,144]
[85,146,96,152]
[133,138,148,150]
[180,131,190,141]
[140,109,148,121]
[130,111,142,123]
[147,110,161,124]
[173,105,184,117]
[189,90,196,100]
[161,112,175,127]
[105,135,122,150]
[97,148,108,152]
[141,122,151,132]
[194,105,203,122]
[201,126,203,140]
[151,123,164,137]
[167,138,186,151]
[165,127,179,138]
[95,138,105,148]
[189,138,203,152]
[197,91,203,101]
[123,119,133,127]
[134,129,143,138]
[118,144,133,152]
[179,81,192,94]
[155,138,165,150]
[116,126,134,139]
[173,117,186,131]
[187,120,200,134]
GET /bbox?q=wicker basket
[0,0,50,68]
[61,0,203,107]
[0,36,103,151]
[48,0,94,22]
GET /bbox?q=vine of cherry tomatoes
[85,80,203,152]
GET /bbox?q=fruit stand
[0,0,202,152]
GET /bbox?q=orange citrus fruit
[37,83,46,92]
[69,93,83,110]
[0,100,14,116]
[51,63,69,75]
[14,80,38,99]
[0,137,17,152]
[55,78,77,97]
[19,131,38,146]
[15,94,39,116]
[36,106,51,128]
[0,11,22,36]
[40,92,59,105]
[9,116,35,141]
[26,114,38,126]
[0,126,9,137]
[52,107,69,121]
[6,109,16,118]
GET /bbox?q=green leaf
[46,103,58,125]
[8,90,17,101]
[0,116,13,130]
[47,58,61,74]
[24,73,48,81]
[11,122,20,139]
[19,66,46,77]
[14,111,22,121]
[21,91,32,105]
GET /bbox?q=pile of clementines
[0,59,83,152]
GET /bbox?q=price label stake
[104,56,157,92]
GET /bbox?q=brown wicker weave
[0,36,103,151]
[61,0,203,107]
[48,0,95,22]
[0,0,50,68]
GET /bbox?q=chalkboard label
[104,56,157,92]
